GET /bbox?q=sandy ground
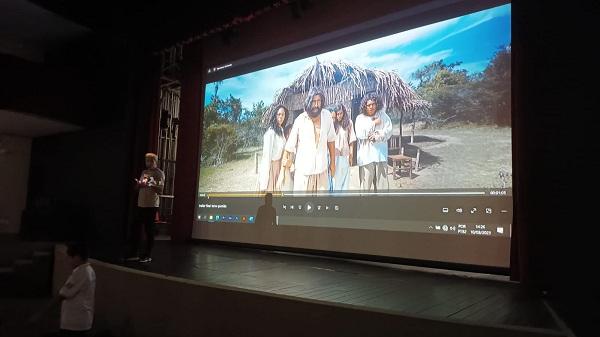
[198,126,512,192]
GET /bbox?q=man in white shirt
[58,243,96,336]
[130,153,165,263]
[27,243,95,336]
[355,93,393,192]
[282,88,336,192]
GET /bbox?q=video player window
[195,1,512,269]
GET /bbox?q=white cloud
[352,18,458,55]
[316,18,457,64]
[420,7,508,52]
[391,49,454,80]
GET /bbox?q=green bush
[203,123,238,166]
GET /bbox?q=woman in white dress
[258,105,289,192]
[276,124,295,191]
[331,103,356,190]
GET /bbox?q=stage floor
[112,241,562,333]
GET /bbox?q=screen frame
[193,0,514,275]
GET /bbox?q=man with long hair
[282,88,336,192]
[354,93,392,192]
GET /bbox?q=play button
[305,202,314,213]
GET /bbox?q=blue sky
[205,3,511,111]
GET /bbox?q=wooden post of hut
[411,109,416,144]
[255,152,259,174]
[399,110,403,150]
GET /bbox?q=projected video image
[199,4,511,194]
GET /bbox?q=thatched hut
[262,59,431,148]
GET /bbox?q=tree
[413,60,476,125]
[476,45,511,126]
[219,95,242,123]
[203,124,238,166]
[412,60,463,88]
[201,94,267,166]
[237,101,266,149]
[203,95,222,133]
[411,48,511,127]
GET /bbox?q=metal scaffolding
[156,45,183,235]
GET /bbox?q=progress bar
[201,191,488,198]
[283,192,487,196]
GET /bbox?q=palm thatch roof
[262,59,431,126]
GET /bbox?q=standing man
[255,192,277,227]
[131,153,165,263]
[282,88,336,192]
[355,93,392,192]
[28,243,96,337]
[58,243,96,336]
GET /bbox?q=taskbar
[195,212,510,237]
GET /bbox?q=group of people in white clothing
[258,89,392,193]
